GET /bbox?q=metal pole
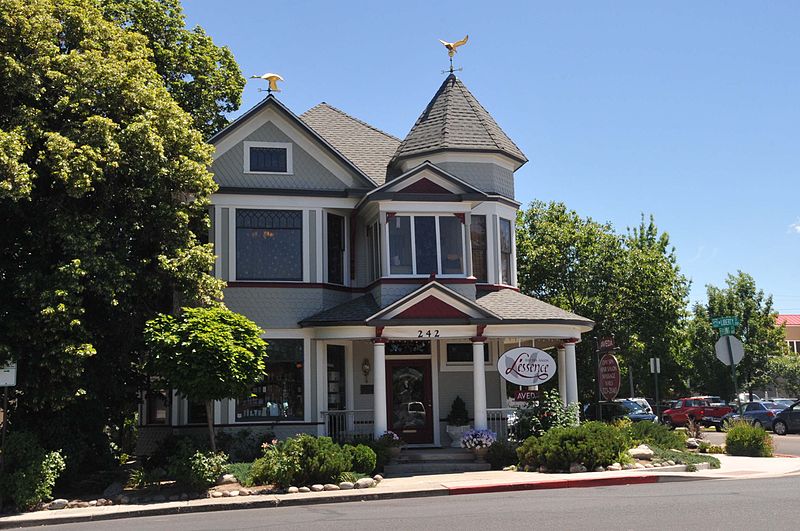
[726,336,741,409]
[594,341,601,420]
[629,368,634,398]
[654,362,660,417]
[1,386,7,510]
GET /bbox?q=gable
[394,295,472,320]
[359,162,488,206]
[396,177,452,194]
[367,281,498,325]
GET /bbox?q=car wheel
[663,417,674,430]
[774,420,788,436]
[715,423,723,432]
[752,419,762,428]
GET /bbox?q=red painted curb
[774,454,799,458]
[448,475,659,495]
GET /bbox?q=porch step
[383,448,491,476]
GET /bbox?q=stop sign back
[599,353,621,400]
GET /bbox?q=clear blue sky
[183,1,800,312]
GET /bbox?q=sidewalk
[2,454,799,529]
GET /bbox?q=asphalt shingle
[476,289,593,324]
[299,293,380,325]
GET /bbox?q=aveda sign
[498,347,556,385]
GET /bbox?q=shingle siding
[435,161,515,199]
[224,286,350,329]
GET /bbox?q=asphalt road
[49,476,800,531]
[704,431,800,456]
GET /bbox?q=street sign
[598,354,621,400]
[0,363,16,387]
[711,316,740,328]
[649,357,661,374]
[598,337,615,353]
[715,336,744,366]
[717,326,736,336]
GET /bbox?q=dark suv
[583,400,658,423]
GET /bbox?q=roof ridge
[442,75,453,144]
[304,102,402,142]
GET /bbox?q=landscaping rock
[356,478,375,489]
[211,491,223,498]
[298,487,310,493]
[666,460,676,466]
[594,466,605,472]
[217,474,237,485]
[607,463,622,471]
[67,501,81,509]
[287,487,299,494]
[118,495,130,505]
[623,464,636,470]
[686,438,700,449]
[239,489,250,496]
[635,463,646,469]
[502,465,517,471]
[644,463,654,468]
[324,484,340,491]
[78,502,90,508]
[48,499,69,510]
[103,481,124,499]
[96,498,108,506]
[628,444,654,460]
[538,465,548,473]
[569,463,583,473]
[88,500,98,507]
[180,493,189,500]
[373,475,383,483]
[311,484,324,492]
[339,481,354,490]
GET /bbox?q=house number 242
[417,329,440,338]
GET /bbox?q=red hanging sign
[599,353,621,401]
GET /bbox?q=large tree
[516,201,690,402]
[0,0,223,473]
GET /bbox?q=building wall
[224,287,352,329]
[435,161,515,199]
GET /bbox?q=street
[703,431,800,456]
[49,475,800,531]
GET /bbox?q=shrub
[517,421,628,471]
[487,440,519,470]
[627,421,686,450]
[352,437,391,473]
[650,446,720,469]
[337,471,360,483]
[168,450,229,491]
[224,462,254,487]
[446,396,470,426]
[0,431,66,511]
[250,435,352,488]
[514,389,579,440]
[685,417,704,440]
[216,430,275,462]
[344,444,377,475]
[725,422,773,457]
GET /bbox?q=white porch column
[472,338,488,430]
[372,339,388,438]
[557,346,567,407]
[565,339,579,407]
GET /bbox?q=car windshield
[762,402,785,410]
[619,400,644,413]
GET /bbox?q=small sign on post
[0,363,16,387]
[711,316,740,337]
[598,354,621,401]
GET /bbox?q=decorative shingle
[301,103,400,185]
[299,293,380,325]
[393,74,527,165]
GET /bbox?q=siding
[436,161,515,199]
[224,286,351,329]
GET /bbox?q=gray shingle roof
[301,103,400,185]
[393,74,527,165]
[300,294,380,325]
[476,289,593,325]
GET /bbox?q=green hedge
[517,421,628,471]
[0,431,66,511]
[251,435,352,488]
[168,450,229,491]
[344,444,377,475]
[725,421,774,457]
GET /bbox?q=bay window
[236,339,304,421]
[499,217,513,285]
[470,215,487,282]
[387,214,465,276]
[236,209,303,281]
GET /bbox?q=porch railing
[321,410,374,443]
[487,407,522,442]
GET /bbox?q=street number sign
[715,336,744,366]
[0,363,16,387]
[599,353,621,400]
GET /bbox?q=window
[146,388,169,425]
[187,401,206,424]
[499,218,513,285]
[386,340,431,355]
[387,214,465,276]
[446,343,489,364]
[237,339,304,421]
[327,213,345,285]
[470,215,487,282]
[788,340,800,354]
[236,209,303,280]
[244,141,292,173]
[366,221,381,281]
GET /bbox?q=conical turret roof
[392,74,527,166]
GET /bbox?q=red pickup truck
[661,396,734,432]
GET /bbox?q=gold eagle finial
[439,35,469,58]
[250,72,284,93]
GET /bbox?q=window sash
[470,215,487,282]
[499,218,512,285]
[236,209,303,281]
[446,343,489,364]
[236,339,304,422]
[387,215,465,276]
[249,146,287,173]
[327,213,345,285]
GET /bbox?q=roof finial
[250,72,284,94]
[439,35,468,75]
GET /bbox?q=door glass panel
[391,366,426,435]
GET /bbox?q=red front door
[386,360,434,444]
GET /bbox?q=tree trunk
[206,400,216,452]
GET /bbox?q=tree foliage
[0,0,224,473]
[145,306,267,449]
[516,201,690,401]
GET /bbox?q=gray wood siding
[224,286,351,329]
[436,161,515,199]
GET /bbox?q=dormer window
[244,141,293,174]
[387,214,465,276]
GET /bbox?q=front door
[386,359,433,444]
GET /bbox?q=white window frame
[243,141,293,175]
[439,339,497,372]
[498,216,515,287]
[385,214,466,278]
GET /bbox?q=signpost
[599,354,621,400]
[711,316,744,408]
[1,362,16,507]
[650,357,661,416]
[595,337,619,419]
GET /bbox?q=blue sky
[183,1,800,312]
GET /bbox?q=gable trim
[366,281,500,324]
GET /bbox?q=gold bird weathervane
[250,72,284,94]
[439,35,468,74]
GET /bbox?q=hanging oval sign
[599,353,621,401]
[497,347,556,386]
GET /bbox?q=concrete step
[383,461,491,476]
[396,449,475,463]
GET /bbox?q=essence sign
[498,347,556,386]
[599,353,621,400]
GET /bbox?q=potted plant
[378,430,405,459]
[445,396,471,448]
[461,429,496,462]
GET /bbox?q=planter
[446,425,471,448]
[473,446,489,463]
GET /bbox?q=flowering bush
[378,430,405,447]
[461,429,497,449]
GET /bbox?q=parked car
[772,400,800,435]
[583,400,658,423]
[661,396,734,431]
[617,397,653,414]
[721,401,786,431]
[768,398,797,409]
